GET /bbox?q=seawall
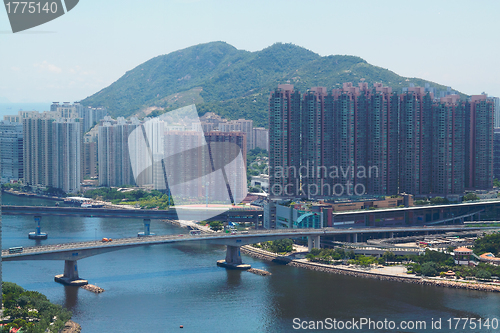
[241,246,500,293]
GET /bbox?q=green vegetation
[43,186,66,197]
[404,244,500,279]
[83,188,171,209]
[420,262,438,276]
[463,193,479,201]
[414,199,430,206]
[305,248,355,264]
[473,232,500,256]
[209,221,223,232]
[430,196,449,205]
[81,42,464,127]
[1,183,22,191]
[254,239,293,254]
[246,147,268,186]
[2,282,72,333]
[476,269,492,280]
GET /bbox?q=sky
[1,0,499,103]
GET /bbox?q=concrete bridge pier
[138,219,155,237]
[352,233,358,243]
[254,215,259,230]
[308,236,321,251]
[28,215,48,240]
[217,245,250,270]
[54,260,88,286]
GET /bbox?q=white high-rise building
[252,127,269,151]
[0,120,23,182]
[22,111,82,193]
[98,117,146,186]
[218,118,253,151]
[53,118,82,193]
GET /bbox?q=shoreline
[241,246,500,293]
[2,189,64,201]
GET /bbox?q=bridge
[2,225,496,286]
[1,205,263,223]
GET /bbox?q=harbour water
[2,192,500,332]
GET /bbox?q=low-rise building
[453,247,474,265]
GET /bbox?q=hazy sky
[1,0,499,103]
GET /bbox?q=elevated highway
[2,225,497,285]
[1,205,263,223]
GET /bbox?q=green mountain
[81,41,461,128]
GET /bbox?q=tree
[463,193,479,201]
[430,196,449,205]
[209,221,223,232]
[269,239,293,253]
[476,269,492,280]
[421,262,438,276]
[382,251,396,263]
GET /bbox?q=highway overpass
[2,225,496,286]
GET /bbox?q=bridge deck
[2,225,494,261]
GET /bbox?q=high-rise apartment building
[83,129,98,179]
[431,95,465,195]
[367,84,399,195]
[0,120,23,182]
[494,128,500,180]
[51,102,107,133]
[22,111,82,193]
[269,82,493,199]
[80,106,107,133]
[98,117,141,187]
[23,114,56,188]
[252,127,269,151]
[466,95,494,190]
[155,130,204,196]
[204,131,247,202]
[52,118,81,193]
[399,88,433,196]
[269,84,301,198]
[301,87,327,196]
[489,96,500,128]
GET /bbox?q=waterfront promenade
[241,245,500,293]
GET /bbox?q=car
[231,232,237,235]
[241,231,249,234]
[178,234,184,237]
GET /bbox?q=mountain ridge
[81,41,461,127]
